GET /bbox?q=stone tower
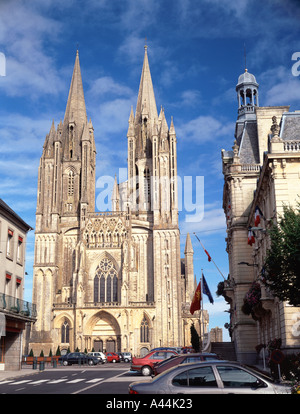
[29,48,197,356]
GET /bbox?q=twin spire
[135,45,158,122]
[128,45,176,155]
[64,49,88,130]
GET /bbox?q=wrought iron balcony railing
[0,293,37,318]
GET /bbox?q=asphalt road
[0,363,146,395]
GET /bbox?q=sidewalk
[0,367,40,381]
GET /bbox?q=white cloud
[88,76,133,98]
[180,207,226,236]
[261,66,300,106]
[177,115,234,144]
[0,1,64,97]
[181,89,202,106]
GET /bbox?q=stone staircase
[211,342,237,361]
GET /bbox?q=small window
[6,229,13,258]
[17,236,23,263]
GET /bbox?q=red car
[131,350,178,376]
[106,352,120,363]
[153,352,222,376]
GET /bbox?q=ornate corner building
[28,48,200,356]
[222,68,300,364]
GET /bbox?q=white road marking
[85,378,104,383]
[30,379,51,384]
[8,380,31,385]
[47,379,68,384]
[67,378,85,383]
[105,376,152,382]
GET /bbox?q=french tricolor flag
[254,206,263,227]
[248,230,255,246]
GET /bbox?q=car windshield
[157,356,179,367]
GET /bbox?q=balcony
[0,293,37,319]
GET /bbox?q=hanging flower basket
[241,282,261,316]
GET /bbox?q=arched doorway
[86,311,121,352]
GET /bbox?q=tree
[264,204,300,306]
[190,323,201,352]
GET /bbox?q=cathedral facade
[29,47,199,356]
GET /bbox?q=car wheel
[63,360,68,366]
[124,358,129,362]
[112,359,116,363]
[88,359,94,366]
[141,365,152,376]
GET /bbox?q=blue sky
[1,0,300,342]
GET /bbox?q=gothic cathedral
[29,47,198,356]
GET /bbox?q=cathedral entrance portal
[88,311,121,353]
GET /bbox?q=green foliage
[264,205,300,306]
[56,346,61,356]
[40,349,44,357]
[29,349,34,357]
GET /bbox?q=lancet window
[94,258,118,303]
[140,316,149,343]
[61,320,70,343]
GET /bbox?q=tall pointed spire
[135,44,158,122]
[184,233,194,255]
[64,50,87,130]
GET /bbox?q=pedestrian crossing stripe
[0,378,105,386]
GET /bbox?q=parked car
[153,352,222,376]
[129,361,291,394]
[106,352,120,363]
[151,347,181,353]
[87,351,107,364]
[131,350,178,376]
[58,352,99,366]
[122,352,132,362]
[116,352,124,362]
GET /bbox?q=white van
[87,352,107,364]
[122,352,132,362]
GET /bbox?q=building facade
[29,48,200,356]
[222,69,300,364]
[0,198,36,370]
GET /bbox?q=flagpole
[193,233,226,280]
[201,269,204,351]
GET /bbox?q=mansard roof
[280,111,300,141]
[237,121,259,164]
